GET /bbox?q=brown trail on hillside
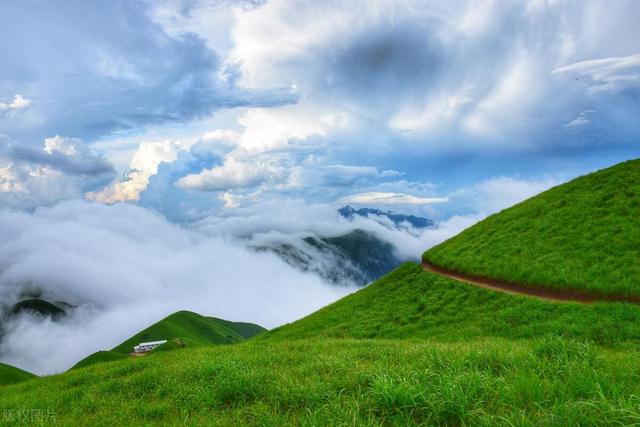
[421,261,640,305]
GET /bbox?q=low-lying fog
[0,201,476,374]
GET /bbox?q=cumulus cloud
[0,94,31,117]
[0,0,296,142]
[0,135,116,208]
[176,157,273,191]
[90,141,183,203]
[0,201,352,374]
[103,0,638,221]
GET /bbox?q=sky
[1,0,638,219]
[0,0,639,374]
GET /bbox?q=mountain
[10,299,67,319]
[0,363,35,386]
[254,229,403,286]
[338,205,434,229]
[111,310,266,353]
[4,160,640,424]
[424,159,640,298]
[72,311,266,369]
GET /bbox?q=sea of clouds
[0,200,480,375]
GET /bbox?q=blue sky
[1,0,639,220]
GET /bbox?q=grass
[424,159,640,297]
[264,263,640,347]
[70,351,129,370]
[3,265,640,424]
[0,363,35,386]
[2,338,640,425]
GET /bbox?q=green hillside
[3,160,640,424]
[72,311,267,370]
[111,310,266,354]
[424,159,640,297]
[2,267,640,424]
[70,351,129,370]
[263,263,640,346]
[0,363,35,386]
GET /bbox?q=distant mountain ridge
[338,206,434,229]
[254,229,403,286]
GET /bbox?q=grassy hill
[263,263,640,346]
[3,266,640,423]
[70,351,130,370]
[3,159,640,424]
[111,310,266,354]
[424,159,640,297]
[0,363,35,386]
[72,311,266,370]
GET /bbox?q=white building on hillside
[133,340,167,353]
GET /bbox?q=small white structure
[133,340,167,353]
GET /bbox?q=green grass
[3,265,640,424]
[264,263,640,347]
[70,351,130,370]
[424,159,640,297]
[0,363,35,386]
[2,338,640,425]
[72,311,267,370]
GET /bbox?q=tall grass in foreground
[2,337,640,425]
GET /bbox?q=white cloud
[564,110,594,128]
[90,140,182,203]
[0,94,31,117]
[552,53,640,93]
[338,192,449,206]
[176,157,274,191]
[236,106,328,152]
[0,201,352,374]
[452,176,561,215]
[0,135,116,208]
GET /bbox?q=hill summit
[424,159,640,298]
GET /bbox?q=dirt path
[421,261,640,305]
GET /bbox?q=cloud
[301,165,380,187]
[90,140,183,203]
[222,0,640,150]
[563,110,593,129]
[0,135,116,208]
[552,53,640,93]
[176,157,273,191]
[338,192,449,206]
[0,94,31,117]
[450,176,561,215]
[0,0,296,142]
[0,201,352,374]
